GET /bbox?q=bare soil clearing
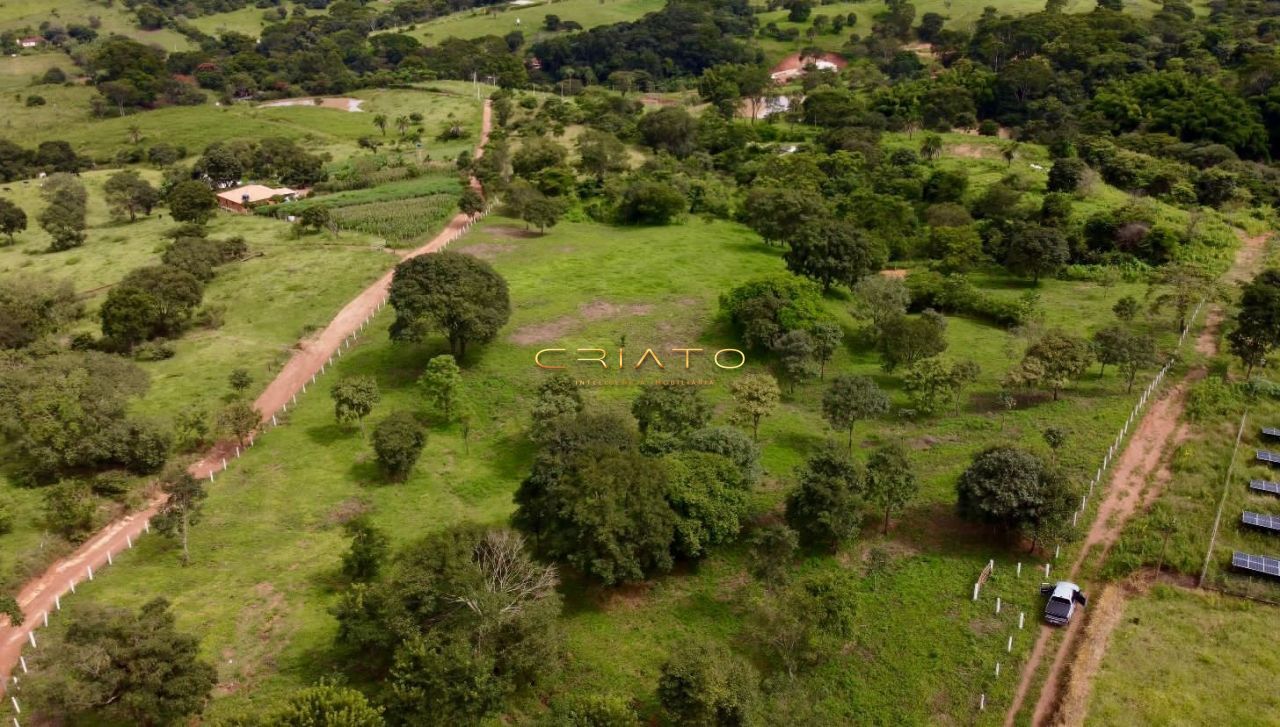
[0,101,493,686]
[257,97,365,112]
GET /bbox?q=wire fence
[0,205,497,727]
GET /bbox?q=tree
[228,368,252,395]
[920,133,943,161]
[458,187,485,217]
[1113,295,1139,322]
[1047,157,1086,193]
[685,426,762,485]
[741,186,828,247]
[617,179,687,225]
[1150,505,1180,576]
[373,113,388,136]
[748,572,855,678]
[104,170,159,222]
[100,265,204,348]
[0,273,80,349]
[774,329,816,392]
[38,174,88,251]
[1117,331,1160,393]
[866,443,917,534]
[575,129,628,181]
[389,252,511,360]
[153,468,207,565]
[879,309,948,372]
[1000,141,1021,166]
[195,143,242,188]
[25,598,216,726]
[746,522,798,586]
[784,219,888,292]
[638,106,697,157]
[903,357,979,415]
[810,320,843,379]
[516,443,676,584]
[632,384,712,437]
[663,451,749,559]
[544,694,637,727]
[956,446,1062,538]
[512,137,568,178]
[44,480,97,541]
[657,640,761,727]
[395,115,411,137]
[1229,269,1280,376]
[729,373,781,440]
[372,411,426,482]
[821,374,889,452]
[1006,224,1069,282]
[521,192,567,233]
[270,682,385,726]
[419,355,462,422]
[218,400,259,447]
[332,375,381,434]
[0,198,26,244]
[341,518,390,582]
[299,205,332,235]
[168,180,216,224]
[852,275,910,334]
[1149,262,1216,333]
[1011,330,1094,400]
[785,442,864,550]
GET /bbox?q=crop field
[270,172,463,214]
[328,194,459,244]
[0,86,483,167]
[17,196,1204,722]
[1086,585,1280,725]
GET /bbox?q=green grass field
[0,86,483,168]
[0,0,191,49]
[5,200,1192,722]
[1086,585,1280,726]
[388,0,665,47]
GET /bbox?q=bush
[25,95,45,107]
[617,180,687,225]
[133,340,175,361]
[372,411,426,482]
[905,271,1035,327]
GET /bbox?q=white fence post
[1019,611,1025,629]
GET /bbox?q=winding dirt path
[0,101,492,690]
[1004,229,1269,726]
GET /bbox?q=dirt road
[1004,230,1269,726]
[0,101,493,690]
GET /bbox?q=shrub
[372,411,426,482]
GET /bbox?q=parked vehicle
[1039,581,1087,626]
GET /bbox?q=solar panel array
[1251,480,1280,496]
[1242,511,1280,532]
[1233,551,1280,577]
[1258,450,1280,465]
[1264,427,1280,439]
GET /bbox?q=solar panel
[1232,551,1280,578]
[1251,480,1280,496]
[1257,450,1280,466]
[1263,427,1280,439]
[1242,511,1280,532]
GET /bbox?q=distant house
[216,184,304,214]
[19,37,45,49]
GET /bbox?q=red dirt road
[1004,230,1270,726]
[0,100,492,690]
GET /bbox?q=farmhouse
[216,184,304,213]
[19,37,45,49]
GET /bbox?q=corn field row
[329,193,458,244]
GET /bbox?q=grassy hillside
[0,0,191,49]
[393,0,665,46]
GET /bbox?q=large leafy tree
[956,445,1063,538]
[389,252,511,360]
[0,273,80,349]
[783,219,889,292]
[168,180,216,224]
[419,354,463,422]
[878,309,948,372]
[728,373,781,441]
[26,598,216,726]
[269,683,385,726]
[0,198,27,244]
[38,173,88,251]
[784,442,865,550]
[902,357,979,415]
[1006,330,1093,401]
[662,450,749,560]
[104,170,159,222]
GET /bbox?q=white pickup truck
[1039,581,1087,626]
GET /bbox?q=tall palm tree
[373,113,387,136]
[394,115,410,137]
[127,124,142,144]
